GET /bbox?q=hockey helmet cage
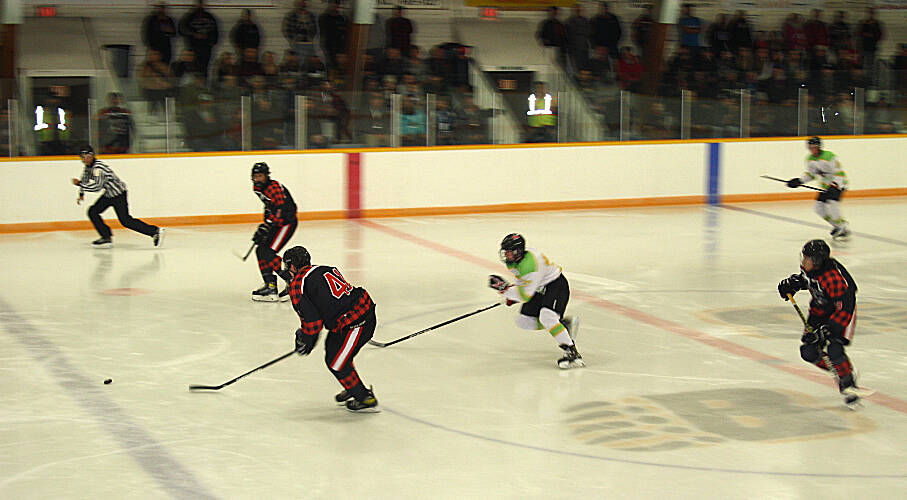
[251,162,270,179]
[807,136,822,148]
[500,233,526,265]
[283,246,312,273]
[802,239,830,268]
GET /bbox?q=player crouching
[489,233,583,369]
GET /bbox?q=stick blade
[367,339,388,348]
[189,384,222,391]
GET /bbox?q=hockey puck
[104,379,112,385]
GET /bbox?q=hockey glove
[778,274,807,300]
[489,274,510,292]
[786,178,802,188]
[825,185,842,199]
[252,223,271,244]
[801,325,828,346]
[294,328,319,355]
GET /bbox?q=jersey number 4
[324,269,353,299]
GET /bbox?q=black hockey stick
[369,302,502,348]
[787,293,839,387]
[232,242,256,261]
[761,175,826,192]
[189,350,296,391]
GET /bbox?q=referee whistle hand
[71,178,81,186]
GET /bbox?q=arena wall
[1,135,905,232]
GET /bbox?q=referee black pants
[88,192,158,239]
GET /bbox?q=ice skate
[563,315,580,340]
[278,286,290,302]
[152,228,165,247]
[346,387,380,413]
[251,283,279,302]
[840,385,874,410]
[92,237,112,248]
[831,225,851,240]
[557,344,585,369]
[334,389,353,406]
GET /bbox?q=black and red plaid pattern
[254,180,292,225]
[808,267,854,333]
[338,369,361,390]
[258,255,282,274]
[333,291,374,331]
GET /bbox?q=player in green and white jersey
[488,233,584,369]
[787,136,850,239]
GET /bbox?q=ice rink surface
[1,199,906,499]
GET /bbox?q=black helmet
[807,136,822,148]
[500,233,526,265]
[251,162,270,179]
[802,239,830,268]
[283,246,311,273]
[78,144,94,156]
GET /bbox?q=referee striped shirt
[78,159,127,198]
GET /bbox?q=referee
[71,144,164,248]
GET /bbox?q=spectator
[177,73,209,120]
[141,2,177,64]
[458,95,488,145]
[707,13,731,56]
[183,93,227,151]
[591,2,622,63]
[314,79,350,142]
[97,92,135,154]
[536,6,567,66]
[735,45,756,74]
[283,0,318,69]
[616,46,643,92]
[230,9,261,55]
[866,96,896,134]
[813,64,840,106]
[178,0,219,83]
[215,74,244,118]
[588,46,613,83]
[728,10,753,52]
[631,4,654,60]
[677,3,703,52]
[214,51,238,87]
[139,49,173,117]
[318,0,349,70]
[303,97,330,148]
[753,47,773,80]
[274,73,300,145]
[809,45,830,82]
[828,11,852,58]
[328,52,349,89]
[238,47,263,89]
[279,49,303,80]
[781,14,807,52]
[434,95,458,145]
[250,77,283,149]
[525,81,557,143]
[894,44,907,96]
[763,67,795,104]
[856,7,883,83]
[357,92,390,146]
[403,45,428,81]
[423,73,446,96]
[379,47,405,80]
[386,6,415,56]
[303,53,328,87]
[565,3,592,76]
[398,72,421,98]
[804,9,829,48]
[262,51,280,88]
[171,48,201,87]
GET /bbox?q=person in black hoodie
[141,3,177,63]
[230,9,261,55]
[179,0,219,83]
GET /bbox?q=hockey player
[489,233,583,369]
[250,162,297,302]
[778,239,871,408]
[283,246,380,412]
[787,136,851,239]
[71,144,164,248]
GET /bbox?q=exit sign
[35,6,58,17]
[479,7,498,19]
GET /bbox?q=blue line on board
[707,143,721,206]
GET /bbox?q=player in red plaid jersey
[250,162,297,302]
[282,246,380,413]
[778,239,870,407]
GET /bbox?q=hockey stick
[761,175,826,192]
[232,242,257,261]
[189,350,296,391]
[369,302,502,348]
[787,293,839,387]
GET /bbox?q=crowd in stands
[134,0,484,152]
[541,3,906,139]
